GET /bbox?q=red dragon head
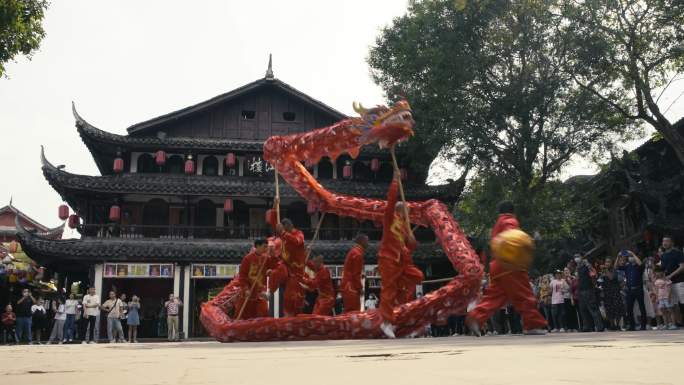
[352,100,415,149]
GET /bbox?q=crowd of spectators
[1,287,147,345]
[530,235,684,333]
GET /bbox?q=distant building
[583,117,684,257]
[0,201,63,242]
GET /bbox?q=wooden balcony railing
[78,224,436,242]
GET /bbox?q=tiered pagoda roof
[16,217,444,267]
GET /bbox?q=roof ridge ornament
[265,53,274,79]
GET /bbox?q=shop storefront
[188,263,238,337]
[101,262,176,338]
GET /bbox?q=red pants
[234,294,269,320]
[283,276,304,317]
[468,271,547,330]
[396,264,424,305]
[378,257,402,323]
[313,295,335,316]
[341,288,360,313]
[269,262,304,317]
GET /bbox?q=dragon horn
[352,102,368,115]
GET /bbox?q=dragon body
[200,101,483,342]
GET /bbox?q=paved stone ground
[1,331,682,385]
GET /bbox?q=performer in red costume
[396,239,424,305]
[234,239,278,319]
[271,218,307,317]
[340,234,368,313]
[377,171,415,338]
[303,255,336,316]
[465,201,547,336]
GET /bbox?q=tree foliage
[562,0,684,164]
[368,0,639,238]
[0,0,49,77]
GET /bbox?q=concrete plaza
[1,330,682,385]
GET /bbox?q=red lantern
[343,163,352,179]
[109,205,121,222]
[113,157,124,173]
[155,150,167,166]
[400,168,408,181]
[226,153,236,168]
[8,240,18,253]
[223,198,234,213]
[371,158,380,172]
[68,214,80,229]
[307,201,318,215]
[58,204,69,220]
[184,157,195,175]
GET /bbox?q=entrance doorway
[190,278,231,337]
[102,278,174,339]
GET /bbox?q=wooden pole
[235,170,281,321]
[390,147,413,235]
[274,170,281,223]
[305,211,326,262]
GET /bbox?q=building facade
[18,67,457,338]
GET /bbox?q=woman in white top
[48,297,67,344]
[364,293,378,310]
[550,270,569,332]
[64,293,78,342]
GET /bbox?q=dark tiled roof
[17,230,444,266]
[125,77,348,135]
[74,103,394,176]
[41,147,455,208]
[0,203,64,237]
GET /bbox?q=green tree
[456,170,598,273]
[368,0,638,231]
[0,0,49,77]
[563,0,684,164]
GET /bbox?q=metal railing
[79,224,436,242]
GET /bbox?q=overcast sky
[1,0,683,228]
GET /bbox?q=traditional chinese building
[1,201,63,309]
[581,117,684,258]
[0,200,63,243]
[17,60,458,338]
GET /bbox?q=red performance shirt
[489,213,521,278]
[341,245,365,292]
[280,228,307,273]
[378,180,409,262]
[238,250,277,293]
[307,265,335,299]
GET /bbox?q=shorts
[657,298,673,310]
[673,282,684,305]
